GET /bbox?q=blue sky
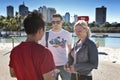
[0,0,120,23]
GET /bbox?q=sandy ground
[0,43,120,80]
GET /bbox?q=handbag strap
[45,32,49,47]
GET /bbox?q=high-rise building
[38,6,56,22]
[95,6,107,25]
[64,12,70,23]
[42,6,48,21]
[19,2,29,17]
[38,6,47,22]
[74,14,78,22]
[47,8,56,22]
[7,5,14,17]
[38,7,43,13]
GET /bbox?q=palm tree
[15,12,24,36]
[0,16,6,29]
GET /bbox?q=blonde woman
[67,20,98,80]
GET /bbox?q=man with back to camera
[9,10,56,80]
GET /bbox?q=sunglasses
[74,28,85,33]
[74,29,83,33]
[52,21,61,24]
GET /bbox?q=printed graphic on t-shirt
[49,36,66,48]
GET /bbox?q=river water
[0,33,120,48]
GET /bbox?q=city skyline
[0,0,120,23]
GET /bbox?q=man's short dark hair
[23,10,45,34]
[52,14,63,20]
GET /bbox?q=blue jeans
[56,65,71,80]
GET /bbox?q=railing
[2,36,21,56]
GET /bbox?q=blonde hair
[74,20,91,38]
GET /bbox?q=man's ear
[39,28,44,36]
[36,28,44,40]
[38,28,42,34]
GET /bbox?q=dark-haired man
[9,10,56,80]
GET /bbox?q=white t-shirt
[40,29,72,66]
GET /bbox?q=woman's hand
[69,65,76,73]
[64,64,71,72]
[64,64,76,73]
